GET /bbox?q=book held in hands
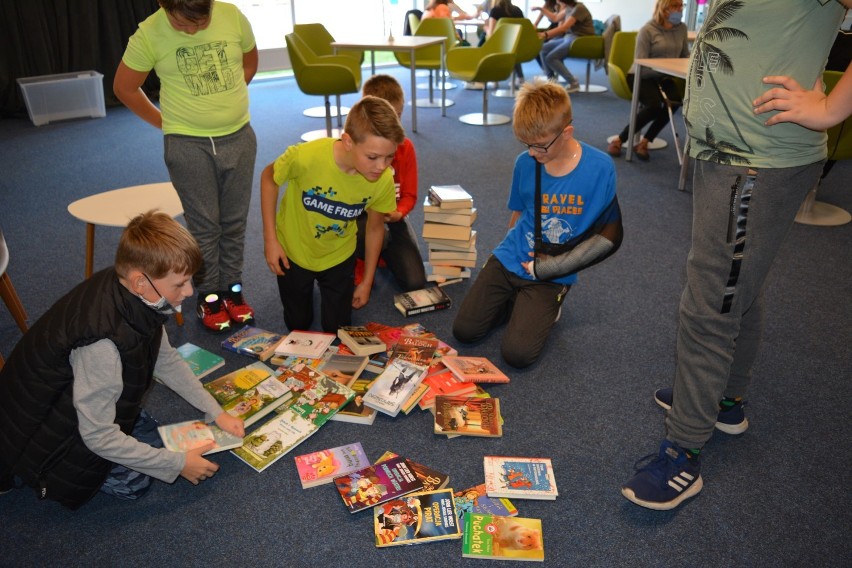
[158,420,243,455]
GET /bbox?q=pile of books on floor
[422,184,477,283]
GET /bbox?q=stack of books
[422,184,477,283]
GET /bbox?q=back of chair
[495,17,542,65]
[824,71,852,161]
[607,31,637,101]
[293,23,363,63]
[396,17,458,67]
[568,34,605,60]
[285,33,361,97]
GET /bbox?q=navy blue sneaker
[655,387,748,435]
[621,440,703,510]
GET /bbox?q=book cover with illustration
[202,362,291,427]
[453,484,518,532]
[483,456,558,500]
[374,488,462,547]
[375,451,450,492]
[231,373,355,472]
[170,342,225,380]
[462,514,544,562]
[158,420,243,455]
[221,325,284,361]
[317,352,369,385]
[441,355,511,384]
[362,357,428,417]
[332,455,423,514]
[273,330,336,359]
[389,334,439,367]
[329,368,380,425]
[294,442,370,489]
[338,325,387,357]
[417,369,478,410]
[434,396,502,437]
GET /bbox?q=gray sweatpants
[164,123,257,294]
[667,159,823,448]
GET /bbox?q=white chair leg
[795,181,852,226]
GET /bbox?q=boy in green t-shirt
[260,96,405,332]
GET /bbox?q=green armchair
[395,17,459,108]
[493,17,543,98]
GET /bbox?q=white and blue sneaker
[621,440,703,510]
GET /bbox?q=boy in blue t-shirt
[453,80,622,368]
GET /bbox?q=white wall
[582,0,656,32]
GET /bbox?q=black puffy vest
[0,268,166,509]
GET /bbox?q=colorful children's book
[337,325,387,357]
[374,488,462,547]
[441,355,511,384]
[157,420,243,455]
[294,442,370,489]
[417,369,478,410]
[483,456,558,500]
[453,483,517,532]
[171,342,225,380]
[202,362,291,427]
[462,514,544,562]
[362,357,428,417]
[434,395,502,437]
[376,451,450,492]
[221,325,284,361]
[393,286,452,317]
[317,352,369,385]
[401,382,430,414]
[330,369,380,425]
[333,455,423,514]
[389,335,439,367]
[231,372,355,472]
[273,330,336,359]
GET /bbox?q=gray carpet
[1,62,850,567]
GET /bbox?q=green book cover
[462,513,544,562]
[175,342,225,380]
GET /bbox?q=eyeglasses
[520,121,572,153]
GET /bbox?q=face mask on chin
[668,11,683,26]
[139,274,177,315]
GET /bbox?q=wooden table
[332,36,447,133]
[627,57,691,190]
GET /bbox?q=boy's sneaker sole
[654,387,749,435]
[622,474,703,511]
[621,440,703,511]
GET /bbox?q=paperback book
[483,456,558,500]
[417,369,478,410]
[169,342,225,380]
[453,483,518,531]
[376,451,450,492]
[428,184,473,209]
[158,420,243,455]
[202,362,291,427]
[274,330,336,359]
[294,442,370,489]
[362,358,428,417]
[329,368,380,425]
[393,286,452,317]
[221,325,284,361]
[462,514,544,562]
[423,194,473,215]
[231,372,355,472]
[389,334,439,367]
[441,355,510,384]
[434,396,502,437]
[317,352,369,385]
[374,488,462,547]
[333,455,423,513]
[338,325,387,357]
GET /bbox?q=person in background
[0,212,245,509]
[621,0,852,511]
[114,0,258,333]
[535,0,595,93]
[355,75,427,292]
[607,0,689,161]
[531,0,562,73]
[453,80,622,369]
[259,97,403,333]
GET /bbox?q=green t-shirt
[122,2,255,136]
[684,0,845,168]
[272,138,397,272]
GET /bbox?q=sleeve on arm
[394,140,419,217]
[155,333,226,422]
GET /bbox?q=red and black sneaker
[221,282,255,325]
[197,292,232,332]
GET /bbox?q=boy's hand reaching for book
[181,444,219,485]
[215,412,245,438]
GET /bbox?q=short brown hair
[344,95,406,145]
[512,79,572,142]
[158,0,211,22]
[362,75,405,111]
[115,211,202,279]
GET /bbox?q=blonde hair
[362,74,405,111]
[512,80,572,142]
[653,0,682,26]
[344,95,406,145]
[115,210,202,279]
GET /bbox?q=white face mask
[139,274,176,315]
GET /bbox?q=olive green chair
[446,23,521,125]
[566,35,608,93]
[493,17,543,98]
[292,23,362,121]
[795,70,852,226]
[394,17,459,108]
[285,33,361,142]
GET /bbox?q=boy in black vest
[0,211,244,509]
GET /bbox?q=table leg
[410,48,418,132]
[626,66,643,162]
[85,223,95,279]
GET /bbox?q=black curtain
[0,0,160,119]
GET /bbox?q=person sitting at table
[606,0,689,161]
